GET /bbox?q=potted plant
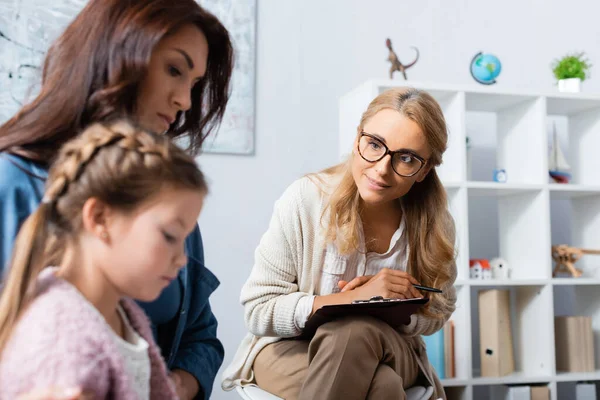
[552,52,592,93]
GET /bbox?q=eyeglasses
[357,132,427,177]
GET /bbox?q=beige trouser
[253,316,422,400]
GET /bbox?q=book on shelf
[491,384,550,400]
[575,383,597,400]
[443,320,455,378]
[530,385,550,400]
[555,316,595,372]
[479,289,515,377]
[422,320,455,379]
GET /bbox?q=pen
[413,284,443,293]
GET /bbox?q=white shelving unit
[339,80,600,400]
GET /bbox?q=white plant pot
[558,78,581,93]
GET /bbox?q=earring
[101,231,108,240]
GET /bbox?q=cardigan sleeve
[398,268,457,337]
[0,292,112,398]
[240,179,313,338]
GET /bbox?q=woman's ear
[81,197,111,242]
[416,165,433,183]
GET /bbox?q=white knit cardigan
[221,174,457,395]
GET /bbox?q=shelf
[441,378,471,387]
[445,386,469,400]
[473,382,554,400]
[443,182,462,189]
[468,189,550,280]
[375,81,459,104]
[465,97,546,185]
[457,183,600,198]
[468,279,548,287]
[546,109,600,186]
[557,381,600,400]
[471,285,554,380]
[548,184,600,198]
[465,92,538,113]
[442,373,600,385]
[339,81,600,400]
[552,278,600,286]
[430,91,465,183]
[550,193,600,277]
[546,95,600,116]
[446,188,469,280]
[554,371,600,382]
[553,285,600,376]
[470,372,553,386]
[466,181,543,196]
[451,286,472,382]
[368,79,600,102]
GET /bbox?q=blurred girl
[0,121,208,399]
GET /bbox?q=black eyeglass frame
[357,131,428,177]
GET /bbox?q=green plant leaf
[552,52,592,81]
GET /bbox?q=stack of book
[490,384,550,400]
[555,316,595,372]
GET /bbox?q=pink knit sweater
[0,268,178,399]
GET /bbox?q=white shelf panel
[548,184,600,199]
[552,278,600,286]
[368,79,600,100]
[465,92,538,113]
[376,81,460,104]
[466,181,543,196]
[443,182,462,189]
[470,372,553,386]
[546,95,600,116]
[554,371,600,382]
[468,279,548,287]
[444,373,600,386]
[339,81,600,398]
[441,378,471,387]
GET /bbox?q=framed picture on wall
[0,0,256,155]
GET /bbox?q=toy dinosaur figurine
[552,244,600,277]
[385,38,419,80]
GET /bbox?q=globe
[470,52,502,85]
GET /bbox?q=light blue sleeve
[0,156,43,277]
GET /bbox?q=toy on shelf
[552,244,600,277]
[385,38,419,80]
[470,52,502,85]
[490,257,511,279]
[548,122,571,184]
[493,169,507,183]
[470,259,492,280]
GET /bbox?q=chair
[236,384,436,400]
[236,385,282,400]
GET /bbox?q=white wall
[197,0,600,397]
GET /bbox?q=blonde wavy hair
[0,120,207,352]
[313,87,456,318]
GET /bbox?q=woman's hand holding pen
[337,268,423,300]
[311,269,431,316]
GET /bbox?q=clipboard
[299,297,429,339]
